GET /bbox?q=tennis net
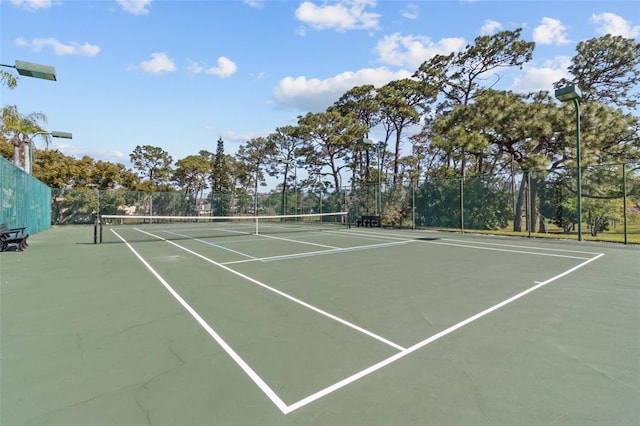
[95,212,349,243]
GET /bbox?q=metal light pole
[358,138,384,215]
[555,84,582,241]
[27,131,72,174]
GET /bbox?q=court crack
[134,383,153,426]
[166,338,186,365]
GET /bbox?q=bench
[0,224,29,252]
[357,215,381,228]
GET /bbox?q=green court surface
[1,225,638,425]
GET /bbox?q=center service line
[133,227,406,353]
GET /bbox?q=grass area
[408,221,640,245]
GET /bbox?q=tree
[129,145,173,190]
[376,78,431,184]
[1,70,18,89]
[0,105,47,170]
[267,125,303,215]
[297,108,364,190]
[554,35,640,110]
[414,29,535,177]
[90,160,137,190]
[235,137,277,214]
[210,138,235,215]
[173,153,211,214]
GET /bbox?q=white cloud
[15,37,100,56]
[510,56,572,93]
[55,142,126,162]
[591,13,640,38]
[375,33,466,68]
[243,0,265,9]
[220,130,268,143]
[189,56,238,78]
[274,67,412,112]
[138,53,176,74]
[401,4,419,20]
[533,17,570,45]
[480,20,502,35]
[9,0,51,11]
[116,0,152,15]
[295,0,380,32]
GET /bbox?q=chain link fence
[0,156,51,235]
[47,162,638,244]
[346,162,639,245]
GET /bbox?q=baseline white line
[442,238,602,255]
[110,229,289,414]
[421,240,592,260]
[283,252,606,414]
[133,227,406,352]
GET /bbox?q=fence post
[623,163,627,245]
[460,176,464,233]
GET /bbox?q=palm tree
[1,70,18,89]
[0,105,47,170]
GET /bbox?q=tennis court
[1,220,638,425]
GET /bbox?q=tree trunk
[513,172,528,232]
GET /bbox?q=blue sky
[2,0,639,169]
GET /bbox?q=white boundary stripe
[442,238,602,255]
[259,233,340,249]
[132,227,406,352]
[222,240,412,265]
[114,226,605,415]
[110,229,289,414]
[166,231,258,260]
[284,252,606,414]
[349,229,594,260]
[422,240,592,260]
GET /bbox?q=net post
[99,215,103,243]
[93,212,98,244]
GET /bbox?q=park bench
[357,215,381,228]
[0,224,29,252]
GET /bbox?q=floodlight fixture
[27,131,72,174]
[554,84,581,103]
[0,60,57,81]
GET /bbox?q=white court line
[442,238,602,255]
[222,240,413,265]
[421,240,592,260]
[115,227,605,415]
[347,229,596,260]
[259,233,341,249]
[283,251,606,414]
[165,231,258,260]
[110,229,289,414]
[131,227,406,352]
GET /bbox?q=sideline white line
[110,229,289,414]
[283,252,606,414]
[132,227,406,352]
